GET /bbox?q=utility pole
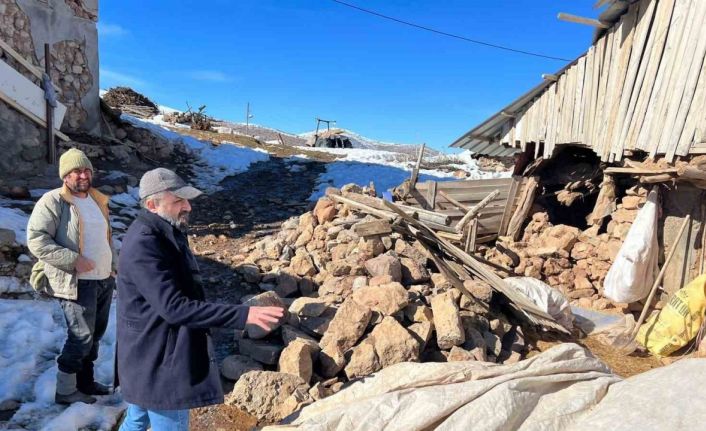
[245,102,250,134]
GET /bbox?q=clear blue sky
[99,1,600,152]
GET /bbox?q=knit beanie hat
[59,148,93,179]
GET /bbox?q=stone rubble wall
[483,185,651,313]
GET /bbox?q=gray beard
[156,209,189,231]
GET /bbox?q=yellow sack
[637,274,706,357]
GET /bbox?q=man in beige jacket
[27,148,117,405]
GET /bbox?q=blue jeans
[119,403,189,431]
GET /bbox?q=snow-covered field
[121,115,270,193]
[302,146,510,200]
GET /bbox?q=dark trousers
[57,277,114,387]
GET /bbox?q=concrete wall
[0,0,99,178]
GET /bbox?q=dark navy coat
[116,210,249,410]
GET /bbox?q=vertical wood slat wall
[492,0,706,162]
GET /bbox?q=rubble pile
[102,86,159,118]
[223,186,530,424]
[162,106,213,131]
[483,186,650,311]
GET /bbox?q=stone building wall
[0,0,99,178]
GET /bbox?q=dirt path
[185,155,326,430]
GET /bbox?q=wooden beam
[0,37,43,80]
[353,220,392,237]
[557,12,610,28]
[426,180,437,210]
[604,167,679,175]
[542,73,558,82]
[456,189,501,232]
[438,190,470,212]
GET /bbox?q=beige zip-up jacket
[27,185,117,300]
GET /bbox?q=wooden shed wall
[496,0,706,162]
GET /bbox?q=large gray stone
[244,291,286,339]
[239,339,283,365]
[221,355,263,381]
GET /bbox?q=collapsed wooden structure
[328,190,566,333]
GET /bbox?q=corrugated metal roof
[449,59,576,152]
[450,0,637,156]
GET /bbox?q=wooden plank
[572,56,586,142]
[409,143,425,189]
[613,0,657,153]
[456,189,501,232]
[678,44,706,156]
[0,37,43,80]
[426,180,437,210]
[506,177,539,240]
[498,176,521,236]
[414,177,513,190]
[558,12,610,28]
[353,220,392,237]
[639,0,691,156]
[592,30,612,158]
[437,190,470,212]
[625,0,676,152]
[604,3,639,161]
[664,1,706,159]
[0,58,67,129]
[582,46,595,149]
[604,167,678,174]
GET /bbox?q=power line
[329,0,572,62]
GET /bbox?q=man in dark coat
[117,168,282,431]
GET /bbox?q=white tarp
[263,343,706,431]
[603,187,659,303]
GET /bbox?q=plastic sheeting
[505,277,574,331]
[263,344,706,431]
[603,187,659,303]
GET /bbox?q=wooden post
[631,215,692,340]
[426,180,437,210]
[409,143,425,188]
[44,43,55,165]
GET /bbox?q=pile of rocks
[222,187,528,424]
[483,186,649,311]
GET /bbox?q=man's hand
[75,255,96,273]
[246,306,285,331]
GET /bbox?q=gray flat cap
[139,168,203,200]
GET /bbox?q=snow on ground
[121,115,270,193]
[306,147,510,201]
[0,207,30,245]
[0,300,123,430]
[0,276,32,294]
